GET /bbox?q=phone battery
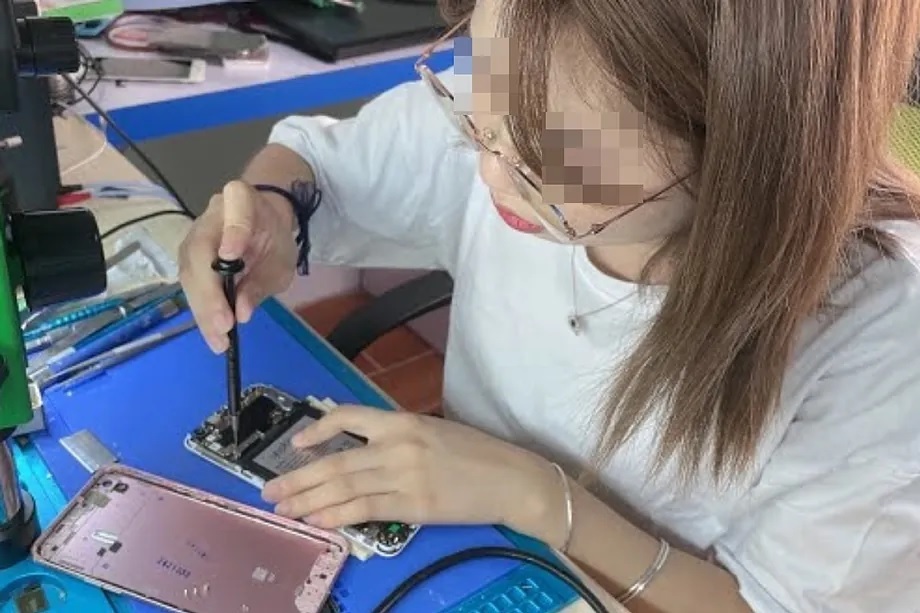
[60,430,118,472]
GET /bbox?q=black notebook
[255,0,446,63]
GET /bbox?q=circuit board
[184,385,420,559]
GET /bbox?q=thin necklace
[567,247,635,335]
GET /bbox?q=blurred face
[461,0,692,246]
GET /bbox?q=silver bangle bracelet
[550,462,573,553]
[617,537,671,605]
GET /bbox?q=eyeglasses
[415,17,684,241]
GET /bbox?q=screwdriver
[213,257,245,458]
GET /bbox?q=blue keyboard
[446,565,575,613]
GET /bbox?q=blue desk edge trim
[88,49,454,143]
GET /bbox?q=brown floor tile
[371,352,444,414]
[352,353,380,376]
[296,292,378,373]
[297,292,438,375]
[297,291,445,385]
[364,326,432,369]
[418,401,444,416]
[350,354,378,375]
[296,292,371,337]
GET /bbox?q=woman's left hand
[261,405,560,539]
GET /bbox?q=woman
[178,0,920,611]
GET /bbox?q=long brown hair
[442,0,920,483]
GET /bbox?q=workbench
[2,114,624,612]
[75,37,453,214]
[76,39,453,143]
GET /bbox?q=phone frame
[184,384,421,558]
[89,55,207,84]
[31,464,349,613]
[184,385,314,488]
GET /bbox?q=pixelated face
[431,0,684,245]
[451,30,516,118]
[541,108,646,215]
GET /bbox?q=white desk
[75,37,453,142]
[75,38,436,114]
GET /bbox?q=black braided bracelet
[253,181,322,276]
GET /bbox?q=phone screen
[93,57,195,80]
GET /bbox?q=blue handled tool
[24,297,123,342]
[48,283,180,352]
[30,293,186,387]
[41,317,195,388]
[23,282,161,339]
[57,320,197,392]
[23,283,165,338]
[27,286,170,360]
[25,326,71,354]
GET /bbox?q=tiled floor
[296,292,444,415]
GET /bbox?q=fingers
[306,494,400,529]
[235,274,269,324]
[272,468,395,522]
[261,409,429,527]
[179,181,264,352]
[291,405,411,447]
[218,181,257,260]
[262,445,381,503]
[179,200,232,353]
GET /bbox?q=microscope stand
[0,357,38,570]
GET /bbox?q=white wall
[275,264,361,307]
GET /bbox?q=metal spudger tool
[213,257,245,458]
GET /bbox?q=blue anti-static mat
[30,302,575,613]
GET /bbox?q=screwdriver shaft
[214,258,245,459]
[221,275,242,456]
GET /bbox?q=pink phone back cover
[32,465,349,613]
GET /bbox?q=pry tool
[213,257,245,458]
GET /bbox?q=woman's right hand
[179,180,296,353]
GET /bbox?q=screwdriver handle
[213,257,244,309]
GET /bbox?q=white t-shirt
[269,70,920,613]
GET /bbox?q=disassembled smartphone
[88,56,207,84]
[32,465,349,613]
[184,384,421,559]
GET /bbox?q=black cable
[75,45,91,85]
[76,45,103,101]
[61,73,196,219]
[100,209,194,240]
[371,546,611,613]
